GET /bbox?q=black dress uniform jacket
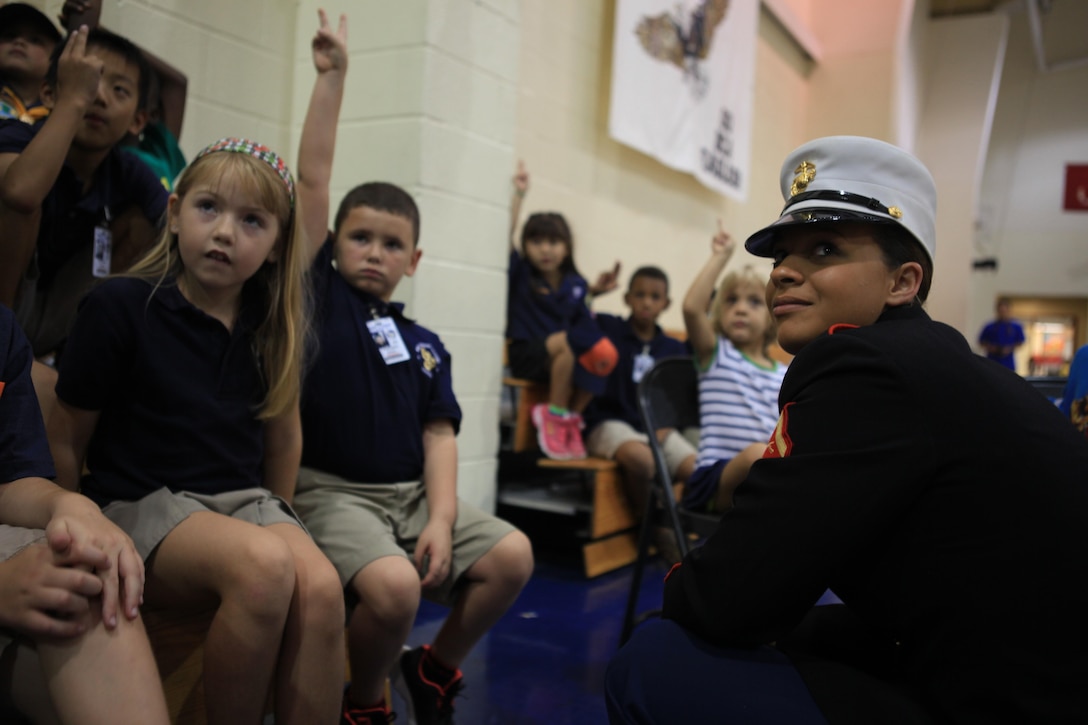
[663,304,1088,723]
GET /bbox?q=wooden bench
[501,376,549,454]
[498,333,708,577]
[536,457,638,577]
[500,375,640,576]
[144,611,373,724]
[143,607,212,724]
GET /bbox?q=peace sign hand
[312,8,348,74]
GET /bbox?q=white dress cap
[744,136,937,264]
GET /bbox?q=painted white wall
[916,12,1008,334]
[804,0,901,142]
[895,0,927,151]
[969,5,1088,346]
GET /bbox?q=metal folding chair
[619,356,719,646]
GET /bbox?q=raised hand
[58,0,99,31]
[711,218,734,257]
[590,261,622,297]
[55,26,105,111]
[512,159,530,197]
[312,8,348,74]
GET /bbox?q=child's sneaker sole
[564,414,588,459]
[531,403,571,459]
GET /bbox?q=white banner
[608,0,759,200]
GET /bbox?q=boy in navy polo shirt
[292,180,534,725]
[291,32,530,719]
[0,25,164,411]
[295,181,537,722]
[583,267,696,558]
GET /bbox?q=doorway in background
[1007,296,1086,377]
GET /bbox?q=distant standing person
[978,297,1024,370]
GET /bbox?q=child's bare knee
[616,442,654,481]
[227,533,296,614]
[298,557,346,633]
[352,557,420,626]
[491,531,535,589]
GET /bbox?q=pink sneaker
[565,412,587,459]
[532,404,570,459]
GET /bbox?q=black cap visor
[744,208,896,258]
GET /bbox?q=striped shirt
[694,336,786,468]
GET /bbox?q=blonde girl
[681,221,787,511]
[47,138,345,725]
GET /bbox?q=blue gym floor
[403,554,669,724]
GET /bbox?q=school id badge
[92,225,112,278]
[367,316,410,365]
[632,349,654,383]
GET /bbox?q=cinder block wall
[32,0,518,510]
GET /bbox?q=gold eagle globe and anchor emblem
[790,161,816,197]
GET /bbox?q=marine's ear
[887,261,923,306]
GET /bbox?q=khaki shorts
[102,487,303,562]
[586,420,698,478]
[1,526,48,652]
[292,467,517,606]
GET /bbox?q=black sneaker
[392,645,464,725]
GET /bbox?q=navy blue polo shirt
[582,313,689,434]
[506,250,592,342]
[0,119,167,290]
[0,306,54,483]
[300,238,462,484]
[55,277,267,506]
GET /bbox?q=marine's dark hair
[520,211,576,276]
[628,265,669,295]
[873,224,933,304]
[334,181,420,244]
[46,28,152,111]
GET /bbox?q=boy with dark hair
[293,179,534,725]
[290,18,534,723]
[57,0,189,192]
[0,2,61,123]
[0,25,165,360]
[606,136,1088,723]
[582,266,695,558]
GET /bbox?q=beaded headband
[191,137,296,207]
